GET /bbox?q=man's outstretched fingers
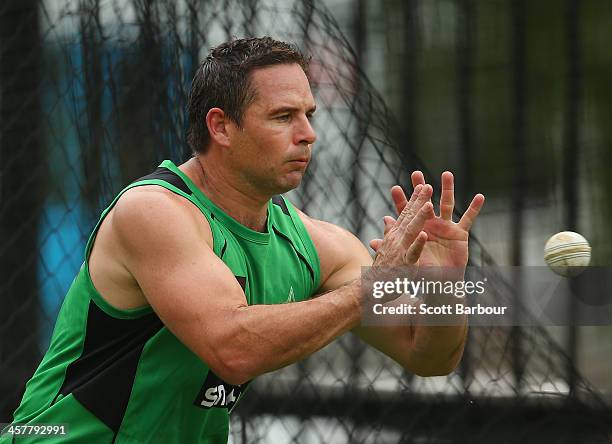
[397,184,432,231]
[411,171,426,189]
[458,194,485,231]
[396,184,422,225]
[369,238,383,251]
[402,201,434,244]
[383,216,396,236]
[406,183,425,206]
[440,171,455,220]
[404,231,428,265]
[412,184,433,216]
[391,186,408,215]
[370,215,396,252]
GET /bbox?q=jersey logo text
[193,371,245,412]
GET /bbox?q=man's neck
[180,157,270,232]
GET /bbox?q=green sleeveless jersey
[7,160,321,443]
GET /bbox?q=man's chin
[274,173,304,194]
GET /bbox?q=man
[7,37,484,443]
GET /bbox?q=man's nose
[296,115,317,146]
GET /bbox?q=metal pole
[510,0,527,392]
[563,0,581,400]
[79,0,103,212]
[347,1,367,441]
[401,0,418,161]
[456,0,475,392]
[0,0,43,421]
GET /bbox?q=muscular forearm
[214,281,361,384]
[355,294,468,377]
[410,294,468,375]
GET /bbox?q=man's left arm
[300,171,484,377]
[317,230,467,377]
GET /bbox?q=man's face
[226,63,317,195]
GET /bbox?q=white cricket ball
[544,231,591,277]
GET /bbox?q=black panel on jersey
[235,276,247,291]
[272,226,315,283]
[271,195,290,215]
[134,167,192,196]
[54,302,163,434]
[220,238,228,258]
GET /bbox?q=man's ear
[206,107,231,148]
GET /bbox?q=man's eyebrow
[268,105,317,115]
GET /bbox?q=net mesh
[0,0,611,442]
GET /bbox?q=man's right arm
[112,189,362,385]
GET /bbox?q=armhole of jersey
[82,178,220,319]
[279,197,322,291]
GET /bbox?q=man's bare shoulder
[114,185,197,221]
[112,185,213,249]
[89,185,214,310]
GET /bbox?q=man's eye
[276,114,290,121]
[307,113,315,121]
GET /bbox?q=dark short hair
[186,37,310,154]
